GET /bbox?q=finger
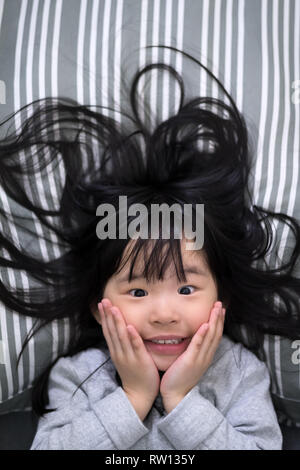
[127,324,147,353]
[186,321,209,355]
[110,306,135,356]
[215,306,226,339]
[200,303,224,357]
[208,307,224,352]
[207,302,222,337]
[98,302,116,355]
[101,300,124,356]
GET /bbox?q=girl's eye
[129,288,148,297]
[178,285,195,295]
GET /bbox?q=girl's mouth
[144,337,190,355]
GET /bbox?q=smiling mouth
[144,337,190,355]
[149,338,185,344]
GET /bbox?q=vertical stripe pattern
[0,0,299,424]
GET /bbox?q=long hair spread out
[0,47,300,416]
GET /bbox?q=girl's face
[96,241,219,371]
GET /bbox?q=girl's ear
[90,300,102,325]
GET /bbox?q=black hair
[0,46,300,416]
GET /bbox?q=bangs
[115,237,189,284]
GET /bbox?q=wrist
[124,390,155,422]
[162,394,185,414]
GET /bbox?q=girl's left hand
[160,302,225,413]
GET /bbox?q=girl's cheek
[194,307,212,327]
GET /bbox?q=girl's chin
[151,355,178,371]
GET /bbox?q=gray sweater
[30,335,282,450]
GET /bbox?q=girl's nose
[149,298,180,324]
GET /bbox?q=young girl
[0,47,299,449]
[31,237,282,450]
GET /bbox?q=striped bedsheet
[0,0,299,424]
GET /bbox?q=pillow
[0,0,299,425]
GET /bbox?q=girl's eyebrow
[117,265,208,283]
[184,266,208,277]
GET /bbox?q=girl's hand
[98,299,160,421]
[160,302,225,414]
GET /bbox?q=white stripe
[77,0,88,105]
[150,0,160,130]
[274,334,283,394]
[77,0,89,173]
[26,0,49,262]
[101,0,112,115]
[0,340,5,365]
[292,0,300,231]
[51,0,67,360]
[253,0,269,203]
[236,0,245,110]
[0,210,12,401]
[138,0,148,130]
[274,0,291,216]
[24,0,43,389]
[88,0,100,178]
[267,0,283,395]
[0,310,8,400]
[14,0,27,126]
[199,0,209,97]
[262,0,280,212]
[41,0,65,240]
[275,0,292,214]
[0,0,5,34]
[51,0,62,98]
[162,0,172,122]
[39,0,62,228]
[263,335,273,392]
[175,0,185,106]
[50,0,63,362]
[211,0,221,100]
[48,0,66,225]
[10,0,29,400]
[39,0,51,99]
[62,317,70,355]
[114,0,123,124]
[89,0,100,106]
[224,0,233,98]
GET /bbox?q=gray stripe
[0,0,299,425]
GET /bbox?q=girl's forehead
[117,238,209,278]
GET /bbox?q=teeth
[151,339,184,344]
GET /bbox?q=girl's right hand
[98,299,160,421]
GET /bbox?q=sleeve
[157,350,283,450]
[30,357,149,450]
